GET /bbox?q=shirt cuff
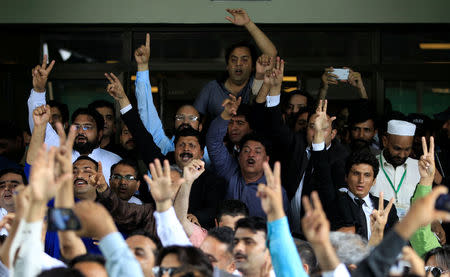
[322,263,350,277]
[153,206,178,225]
[312,142,325,151]
[136,70,150,82]
[120,104,132,115]
[266,95,281,107]
[23,219,44,234]
[99,232,127,258]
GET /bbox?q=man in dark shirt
[206,96,288,218]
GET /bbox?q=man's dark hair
[239,132,272,158]
[0,168,28,185]
[225,40,258,67]
[174,127,205,150]
[424,246,450,270]
[294,239,319,274]
[110,159,140,178]
[345,149,379,178]
[235,216,267,237]
[88,100,116,115]
[38,268,85,277]
[0,121,22,140]
[282,90,313,110]
[128,229,162,257]
[216,200,249,221]
[48,100,70,124]
[234,104,254,130]
[71,107,105,132]
[69,253,106,267]
[157,246,213,276]
[207,227,235,252]
[73,156,99,171]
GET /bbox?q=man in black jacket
[105,73,226,229]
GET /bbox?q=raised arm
[173,160,205,237]
[27,55,60,147]
[54,123,87,260]
[258,161,307,277]
[105,72,165,165]
[226,9,277,57]
[134,34,174,155]
[26,105,50,165]
[409,136,442,256]
[205,95,241,181]
[74,201,144,277]
[144,159,191,247]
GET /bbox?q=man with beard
[346,109,380,155]
[370,119,420,219]
[88,100,119,153]
[27,57,121,184]
[194,9,277,119]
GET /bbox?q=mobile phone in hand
[47,208,81,231]
[435,194,450,212]
[332,68,350,80]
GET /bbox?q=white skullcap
[387,120,416,136]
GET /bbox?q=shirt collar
[347,190,372,207]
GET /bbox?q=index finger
[109,72,120,83]
[97,161,103,175]
[311,191,324,212]
[422,137,428,156]
[104,73,114,84]
[41,54,48,69]
[46,60,55,73]
[302,195,313,215]
[378,191,384,211]
[145,33,150,49]
[323,99,328,113]
[56,122,67,147]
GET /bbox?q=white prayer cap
[387,120,416,136]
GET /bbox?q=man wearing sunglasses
[110,159,142,205]
[424,246,450,277]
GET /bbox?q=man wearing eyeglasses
[27,57,122,185]
[110,159,142,205]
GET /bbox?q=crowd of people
[0,8,449,277]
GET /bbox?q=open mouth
[246,158,255,166]
[180,152,193,162]
[234,253,246,262]
[234,69,243,75]
[74,178,88,186]
[119,186,128,193]
[76,135,87,143]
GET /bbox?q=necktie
[354,198,368,239]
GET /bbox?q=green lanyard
[379,154,407,201]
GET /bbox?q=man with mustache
[370,119,420,219]
[347,105,381,155]
[106,73,226,228]
[194,9,277,119]
[233,217,273,276]
[27,57,121,184]
[206,95,288,218]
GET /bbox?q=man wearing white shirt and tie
[370,119,420,219]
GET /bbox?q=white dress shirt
[0,208,9,236]
[27,89,122,184]
[128,196,143,205]
[346,191,374,239]
[153,207,191,247]
[370,151,420,219]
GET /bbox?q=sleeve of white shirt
[13,220,45,277]
[27,89,60,148]
[120,104,132,115]
[312,142,325,151]
[321,263,351,277]
[265,95,281,107]
[153,207,192,247]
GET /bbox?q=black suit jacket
[121,106,226,228]
[332,192,399,240]
[253,103,349,201]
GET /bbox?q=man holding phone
[318,67,368,100]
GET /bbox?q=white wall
[1,0,449,24]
